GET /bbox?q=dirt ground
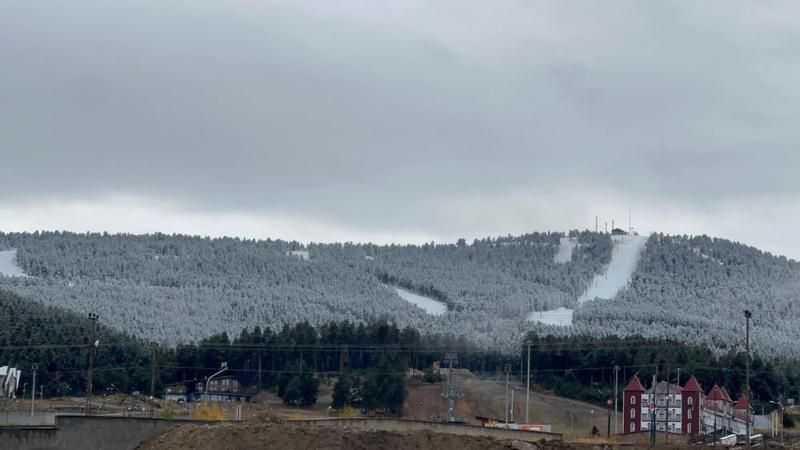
[138,421,709,450]
[404,369,618,439]
[139,422,572,450]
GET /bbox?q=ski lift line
[0,341,726,353]
[31,362,772,377]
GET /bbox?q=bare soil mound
[138,422,569,450]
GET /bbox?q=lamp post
[744,310,752,448]
[85,312,99,416]
[614,365,620,435]
[769,399,784,446]
[205,362,228,402]
[30,364,37,417]
[525,341,532,424]
[504,364,511,425]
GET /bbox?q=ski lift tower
[441,353,465,423]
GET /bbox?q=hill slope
[0,231,797,356]
[0,288,150,395]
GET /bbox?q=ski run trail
[553,237,577,264]
[529,234,648,326]
[0,250,28,277]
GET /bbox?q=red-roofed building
[622,375,752,438]
[703,385,750,436]
[734,394,750,411]
[732,393,752,424]
[623,375,646,434]
[721,387,734,404]
[682,376,703,436]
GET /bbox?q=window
[631,395,636,405]
[631,409,636,419]
[630,422,636,433]
[687,396,693,406]
[687,423,692,434]
[687,409,692,419]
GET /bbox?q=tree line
[1,287,797,417]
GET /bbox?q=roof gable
[706,384,725,401]
[683,375,703,393]
[646,380,683,394]
[624,376,645,392]
[720,387,733,402]
[734,394,751,410]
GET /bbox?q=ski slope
[393,287,447,316]
[0,250,28,277]
[528,234,648,327]
[553,237,577,264]
[578,234,647,303]
[526,307,573,326]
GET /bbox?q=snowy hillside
[578,234,647,303]
[553,237,577,264]
[0,250,27,277]
[526,307,573,326]
[393,286,447,316]
[0,231,797,356]
[529,234,647,327]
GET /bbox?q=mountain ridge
[0,230,797,357]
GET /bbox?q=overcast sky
[2,0,800,258]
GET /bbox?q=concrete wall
[0,412,56,426]
[0,415,199,450]
[290,418,563,442]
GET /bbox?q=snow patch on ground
[526,307,573,326]
[578,234,648,303]
[393,286,447,316]
[692,247,724,265]
[0,250,28,277]
[554,237,577,264]
[286,250,310,260]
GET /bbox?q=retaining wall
[0,415,198,450]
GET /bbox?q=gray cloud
[1,0,800,256]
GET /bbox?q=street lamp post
[85,312,99,416]
[744,310,752,449]
[504,364,511,425]
[525,341,532,424]
[614,365,620,435]
[205,362,228,402]
[769,399,784,446]
[30,364,37,417]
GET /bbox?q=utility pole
[85,312,98,416]
[257,354,262,390]
[504,364,511,425]
[614,365,620,435]
[150,342,158,418]
[525,341,532,424]
[665,363,670,444]
[651,373,657,445]
[510,389,515,423]
[779,396,784,447]
[745,310,752,448]
[30,364,37,417]
[676,367,681,436]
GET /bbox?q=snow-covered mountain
[0,231,797,357]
